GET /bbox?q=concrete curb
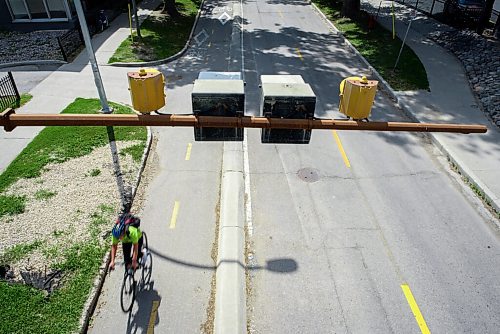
[78,126,154,334]
[109,0,206,68]
[214,142,247,334]
[310,2,500,215]
[0,60,67,69]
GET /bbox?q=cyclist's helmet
[112,220,125,238]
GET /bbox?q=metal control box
[128,68,166,113]
[192,72,245,141]
[339,76,378,120]
[260,75,316,144]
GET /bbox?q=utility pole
[74,0,127,210]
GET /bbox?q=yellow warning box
[339,76,378,120]
[128,68,166,113]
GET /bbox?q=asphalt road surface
[90,0,500,333]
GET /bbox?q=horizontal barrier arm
[0,109,487,134]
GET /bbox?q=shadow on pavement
[126,281,162,334]
[149,246,298,273]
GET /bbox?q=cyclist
[110,204,144,272]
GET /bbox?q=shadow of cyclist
[125,280,162,334]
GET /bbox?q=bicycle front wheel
[120,273,136,312]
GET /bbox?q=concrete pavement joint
[310,2,500,219]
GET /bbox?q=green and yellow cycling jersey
[111,226,142,245]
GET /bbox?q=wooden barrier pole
[0,110,487,134]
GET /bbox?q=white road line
[243,132,253,237]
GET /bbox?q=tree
[341,0,360,19]
[476,0,495,35]
[163,0,180,17]
[131,0,142,39]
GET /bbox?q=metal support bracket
[1,108,16,132]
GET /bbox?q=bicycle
[120,232,153,313]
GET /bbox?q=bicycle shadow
[125,280,161,334]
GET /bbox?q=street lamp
[74,0,127,210]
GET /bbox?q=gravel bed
[0,30,66,64]
[0,141,142,285]
[427,30,500,128]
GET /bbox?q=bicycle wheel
[140,232,152,286]
[142,232,148,250]
[141,251,153,286]
[120,272,136,313]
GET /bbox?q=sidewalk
[0,0,161,173]
[362,0,500,214]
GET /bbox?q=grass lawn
[313,1,429,91]
[19,93,33,106]
[0,98,146,194]
[0,98,147,333]
[108,0,201,63]
[0,240,107,334]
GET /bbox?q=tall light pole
[74,0,111,113]
[74,0,127,210]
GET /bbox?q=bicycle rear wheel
[140,232,152,286]
[120,272,136,312]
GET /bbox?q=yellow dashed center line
[147,300,160,334]
[401,284,431,334]
[296,48,303,61]
[279,10,284,18]
[332,130,351,168]
[169,201,180,229]
[185,143,193,160]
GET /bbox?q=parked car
[444,0,485,26]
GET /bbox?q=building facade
[0,0,128,31]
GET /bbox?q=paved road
[89,0,500,333]
[242,0,500,333]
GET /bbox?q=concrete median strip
[214,142,247,334]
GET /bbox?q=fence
[0,72,20,111]
[57,28,84,62]
[395,0,499,25]
[57,8,124,62]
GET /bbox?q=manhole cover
[297,168,320,183]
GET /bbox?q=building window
[5,0,71,21]
[46,0,67,18]
[26,0,49,19]
[6,0,29,20]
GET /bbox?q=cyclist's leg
[123,242,132,269]
[137,235,144,263]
